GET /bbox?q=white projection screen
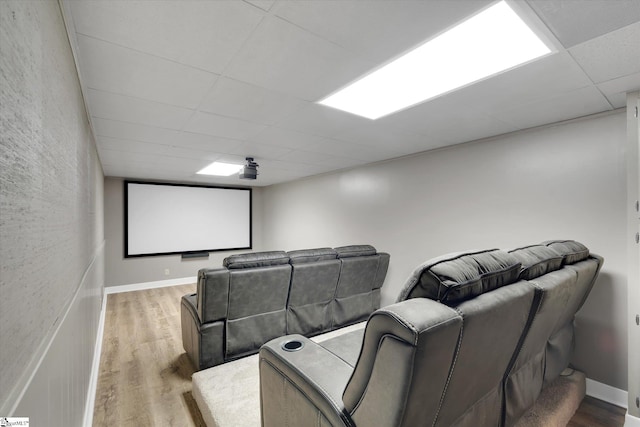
[125,181,251,257]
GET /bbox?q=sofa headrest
[335,245,377,258]
[508,245,564,280]
[397,249,521,304]
[543,240,590,265]
[223,251,289,269]
[287,248,337,264]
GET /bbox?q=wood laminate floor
[93,284,205,427]
[568,396,627,427]
[93,284,627,427]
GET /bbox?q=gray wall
[0,0,104,422]
[261,111,628,391]
[104,177,264,287]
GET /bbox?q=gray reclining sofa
[181,245,390,370]
[259,240,602,427]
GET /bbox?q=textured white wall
[261,111,628,390]
[103,177,264,287]
[0,0,104,421]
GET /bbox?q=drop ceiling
[61,0,640,187]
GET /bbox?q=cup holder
[281,340,304,352]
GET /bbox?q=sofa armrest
[259,334,354,427]
[197,268,230,323]
[181,294,224,370]
[373,252,390,290]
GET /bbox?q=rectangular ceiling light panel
[197,161,243,176]
[319,1,552,120]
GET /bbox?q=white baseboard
[626,413,640,427]
[83,291,107,427]
[105,276,197,294]
[586,378,628,408]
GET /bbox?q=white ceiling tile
[333,121,441,156]
[88,89,194,130]
[379,97,518,146]
[101,162,198,181]
[273,0,492,64]
[174,2,265,73]
[183,112,267,140]
[224,15,374,101]
[275,103,370,138]
[597,72,640,108]
[96,136,223,161]
[300,138,403,163]
[228,141,292,160]
[277,150,337,164]
[76,35,217,109]
[258,158,334,174]
[420,52,594,116]
[69,1,182,59]
[69,0,264,73]
[248,168,309,186]
[177,132,242,153]
[98,136,170,155]
[247,127,327,151]
[98,147,208,169]
[314,156,368,170]
[92,117,173,142]
[92,118,241,153]
[569,22,640,84]
[199,78,308,125]
[527,0,640,47]
[491,86,613,129]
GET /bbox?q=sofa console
[181,245,390,370]
[259,240,602,426]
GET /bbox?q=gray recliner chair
[182,251,292,369]
[182,245,390,370]
[258,241,602,427]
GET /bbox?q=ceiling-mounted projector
[239,157,259,180]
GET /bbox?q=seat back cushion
[508,244,564,280]
[344,298,463,427]
[543,240,590,265]
[503,268,574,425]
[434,281,537,427]
[225,264,292,358]
[287,259,341,335]
[335,244,377,258]
[333,255,381,326]
[397,249,521,304]
[223,250,289,269]
[545,254,603,381]
[287,247,337,264]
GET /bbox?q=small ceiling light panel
[319,0,552,120]
[197,161,243,176]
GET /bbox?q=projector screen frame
[124,180,252,258]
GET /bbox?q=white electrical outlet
[164,268,170,276]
